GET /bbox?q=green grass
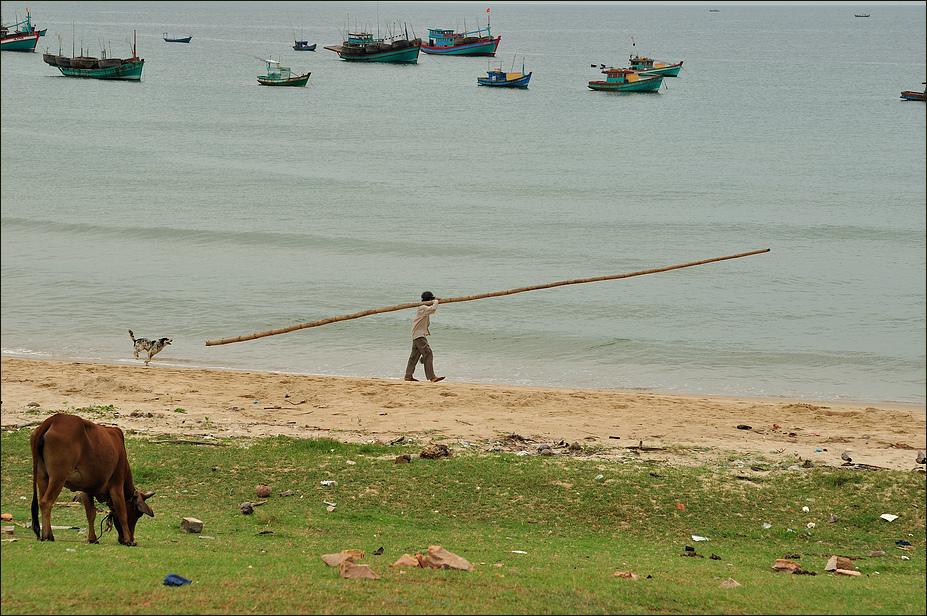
[1,422,924,615]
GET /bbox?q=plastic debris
[763,523,772,529]
[163,574,192,586]
[691,535,709,542]
[880,514,899,522]
[320,480,338,487]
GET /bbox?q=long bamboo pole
[205,248,770,346]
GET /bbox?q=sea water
[2,1,925,405]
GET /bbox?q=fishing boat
[477,56,530,88]
[324,28,421,63]
[900,83,926,101]
[293,40,316,51]
[421,9,499,56]
[709,9,720,12]
[1,9,42,51]
[626,37,682,76]
[588,68,664,93]
[163,33,192,43]
[43,31,144,80]
[257,58,310,87]
[855,13,870,18]
[628,54,683,77]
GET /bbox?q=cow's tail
[128,329,135,342]
[30,425,48,540]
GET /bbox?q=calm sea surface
[2,2,925,406]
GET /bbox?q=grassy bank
[1,421,924,614]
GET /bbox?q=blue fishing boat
[325,29,421,63]
[293,40,316,51]
[588,68,663,93]
[855,13,870,18]
[163,33,192,43]
[478,56,531,88]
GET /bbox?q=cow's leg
[79,492,99,543]
[37,474,66,542]
[108,487,134,546]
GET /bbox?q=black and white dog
[128,330,172,366]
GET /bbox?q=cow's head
[118,490,155,546]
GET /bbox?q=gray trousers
[405,336,435,380]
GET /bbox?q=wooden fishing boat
[43,31,144,80]
[324,29,421,63]
[422,27,500,56]
[257,58,310,87]
[588,68,663,92]
[422,10,499,57]
[293,40,316,51]
[628,54,683,77]
[625,38,682,76]
[1,9,42,52]
[900,83,926,101]
[478,56,530,88]
[163,33,192,43]
[855,13,870,18]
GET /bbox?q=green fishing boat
[43,31,144,80]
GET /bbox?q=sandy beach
[1,357,924,471]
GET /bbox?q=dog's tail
[128,329,135,342]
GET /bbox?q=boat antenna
[630,36,636,59]
[71,20,75,57]
[487,7,491,36]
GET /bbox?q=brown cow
[31,413,154,546]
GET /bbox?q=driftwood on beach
[205,249,770,346]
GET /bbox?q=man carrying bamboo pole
[404,291,445,383]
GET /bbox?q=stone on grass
[321,553,353,567]
[419,545,473,571]
[341,549,365,560]
[773,559,802,573]
[835,569,862,576]
[612,571,639,580]
[869,550,886,558]
[824,556,854,572]
[390,554,421,568]
[180,517,204,533]
[720,578,742,589]
[255,483,272,498]
[339,560,380,580]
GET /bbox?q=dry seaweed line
[205,249,770,346]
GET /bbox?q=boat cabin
[603,68,643,84]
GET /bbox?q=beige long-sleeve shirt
[411,299,439,339]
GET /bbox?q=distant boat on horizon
[163,33,192,43]
[855,13,870,18]
[709,9,720,12]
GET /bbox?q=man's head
[421,291,435,302]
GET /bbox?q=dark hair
[421,291,435,301]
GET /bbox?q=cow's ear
[135,492,155,517]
